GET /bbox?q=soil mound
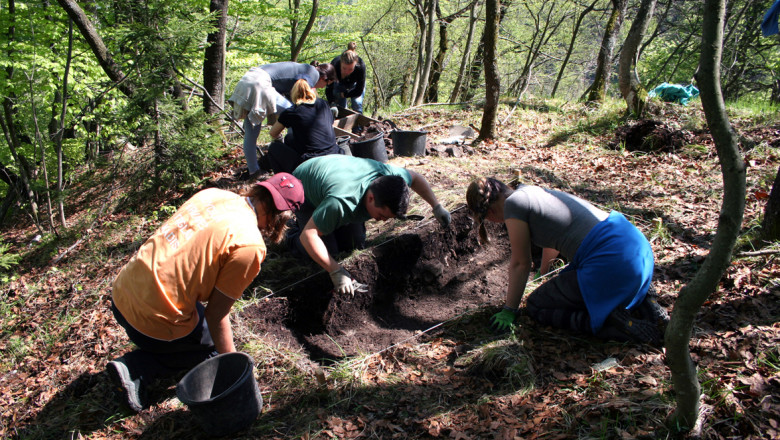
[611,119,693,152]
[240,210,510,362]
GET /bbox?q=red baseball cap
[257,173,304,212]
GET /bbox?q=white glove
[432,204,451,227]
[329,267,355,296]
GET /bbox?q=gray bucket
[350,134,388,163]
[176,352,262,437]
[391,130,427,157]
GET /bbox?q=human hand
[489,308,517,333]
[432,204,451,227]
[329,267,355,296]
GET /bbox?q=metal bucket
[176,352,262,436]
[391,130,427,157]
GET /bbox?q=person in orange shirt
[107,173,304,412]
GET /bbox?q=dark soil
[610,119,696,152]
[241,210,511,361]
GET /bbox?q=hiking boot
[107,357,146,412]
[603,308,663,346]
[634,287,670,333]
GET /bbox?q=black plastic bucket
[350,134,388,163]
[176,352,262,437]
[391,130,427,157]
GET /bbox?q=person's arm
[539,248,560,275]
[408,170,439,207]
[300,217,340,273]
[204,287,238,353]
[408,170,450,226]
[504,218,533,309]
[344,62,366,98]
[269,121,286,140]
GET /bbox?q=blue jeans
[242,95,294,173]
[332,82,364,113]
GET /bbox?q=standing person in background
[229,62,336,180]
[326,42,366,113]
[107,173,304,412]
[263,79,343,174]
[465,176,668,345]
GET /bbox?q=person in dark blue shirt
[265,79,342,173]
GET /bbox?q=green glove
[489,308,517,333]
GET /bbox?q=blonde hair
[240,185,293,244]
[340,42,359,65]
[291,78,317,105]
[466,177,511,244]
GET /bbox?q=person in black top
[265,79,342,173]
[326,42,366,113]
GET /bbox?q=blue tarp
[647,83,700,105]
[762,0,780,37]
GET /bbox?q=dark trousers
[525,270,594,334]
[266,140,302,174]
[288,200,366,260]
[111,300,216,377]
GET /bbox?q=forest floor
[1,99,779,439]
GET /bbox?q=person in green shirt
[291,155,451,294]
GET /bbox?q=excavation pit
[240,210,511,362]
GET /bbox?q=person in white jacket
[229,62,336,179]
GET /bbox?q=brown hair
[310,61,336,83]
[291,79,317,104]
[240,185,294,244]
[340,42,359,65]
[466,177,511,244]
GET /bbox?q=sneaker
[107,357,146,412]
[237,169,263,181]
[605,308,663,346]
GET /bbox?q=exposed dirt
[610,119,698,152]
[2,103,779,440]
[241,210,511,361]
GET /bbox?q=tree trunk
[463,0,511,102]
[425,4,449,103]
[476,0,500,142]
[410,0,427,105]
[665,0,746,434]
[290,0,319,62]
[585,0,627,103]
[551,0,597,98]
[414,0,438,106]
[54,18,74,228]
[450,0,479,103]
[762,166,780,242]
[203,0,228,114]
[618,0,656,117]
[56,0,136,99]
[28,71,58,234]
[2,0,41,230]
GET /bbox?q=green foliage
[0,243,20,274]
[150,103,223,189]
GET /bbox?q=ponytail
[311,61,336,83]
[340,42,359,65]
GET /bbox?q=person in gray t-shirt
[466,177,668,345]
